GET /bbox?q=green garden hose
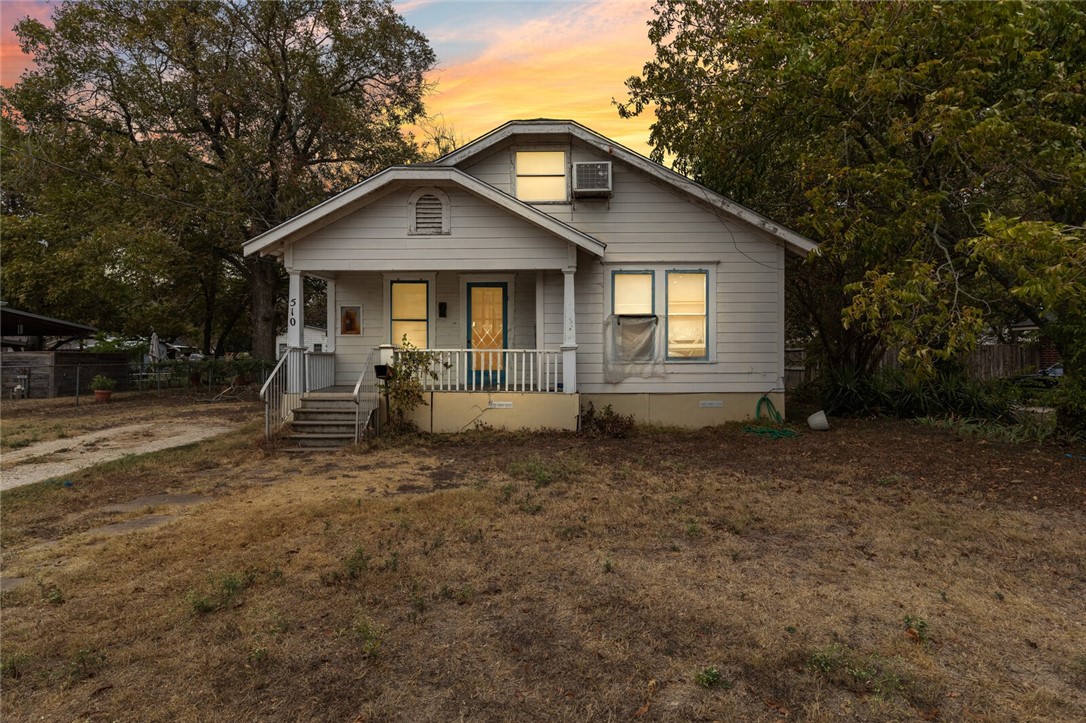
[743,394,800,439]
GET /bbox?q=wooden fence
[785,344,1043,389]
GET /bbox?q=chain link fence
[1,360,274,402]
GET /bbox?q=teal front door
[467,282,508,387]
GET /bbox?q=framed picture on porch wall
[340,305,362,335]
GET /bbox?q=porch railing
[353,347,381,442]
[260,347,337,438]
[306,352,335,392]
[396,348,562,392]
[260,347,305,438]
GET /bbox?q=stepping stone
[89,514,177,537]
[100,493,211,514]
[0,577,30,592]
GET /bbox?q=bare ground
[1,396,1084,722]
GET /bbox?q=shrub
[580,402,635,438]
[89,375,116,391]
[385,336,445,434]
[1053,375,1086,434]
[823,366,1012,421]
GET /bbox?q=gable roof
[436,119,818,257]
[243,166,606,258]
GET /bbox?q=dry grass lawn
[1,395,1084,721]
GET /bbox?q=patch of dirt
[86,514,178,537]
[99,494,212,514]
[0,421,238,491]
[413,418,1086,511]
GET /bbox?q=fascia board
[243,166,605,258]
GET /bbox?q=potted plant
[90,374,117,403]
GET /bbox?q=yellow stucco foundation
[402,392,580,433]
[581,392,785,428]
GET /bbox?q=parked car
[1013,363,1064,389]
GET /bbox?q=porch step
[293,409,358,423]
[282,432,356,448]
[281,396,366,450]
[289,420,358,434]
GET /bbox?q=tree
[4,0,435,358]
[621,1,1086,414]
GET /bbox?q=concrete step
[289,420,357,435]
[283,432,356,448]
[302,392,355,402]
[297,400,357,411]
[293,409,357,423]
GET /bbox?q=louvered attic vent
[573,161,612,197]
[414,194,444,233]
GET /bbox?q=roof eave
[437,120,818,258]
[242,166,605,259]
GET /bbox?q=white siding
[290,186,570,271]
[473,140,788,395]
[274,326,328,358]
[331,270,539,386]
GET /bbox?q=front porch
[263,338,580,441]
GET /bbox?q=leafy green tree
[4,0,435,357]
[621,1,1085,424]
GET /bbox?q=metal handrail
[353,347,381,442]
[260,347,305,438]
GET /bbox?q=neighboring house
[275,325,329,359]
[244,120,816,432]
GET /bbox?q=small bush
[507,456,580,487]
[694,666,731,689]
[808,645,908,698]
[89,374,116,391]
[348,614,383,656]
[824,365,1013,421]
[344,547,372,579]
[187,571,252,614]
[1053,376,1086,434]
[1,652,32,679]
[580,403,636,438]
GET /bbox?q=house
[244,120,816,435]
[275,325,328,359]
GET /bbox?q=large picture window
[515,151,567,202]
[390,280,428,348]
[666,271,708,359]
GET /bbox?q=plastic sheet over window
[603,315,664,383]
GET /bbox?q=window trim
[665,269,710,361]
[386,276,434,348]
[605,265,716,364]
[513,148,569,204]
[407,187,451,235]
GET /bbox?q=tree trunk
[248,256,281,360]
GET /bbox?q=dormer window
[515,151,567,202]
[408,188,450,235]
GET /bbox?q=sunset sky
[0,0,660,156]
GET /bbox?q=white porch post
[325,278,337,354]
[287,270,304,392]
[561,266,577,394]
[536,271,546,391]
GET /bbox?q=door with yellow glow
[467,282,507,386]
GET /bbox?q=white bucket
[807,410,830,431]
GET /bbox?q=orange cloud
[420,1,658,156]
[0,0,53,87]
[1,1,661,157]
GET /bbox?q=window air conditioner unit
[572,161,612,197]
